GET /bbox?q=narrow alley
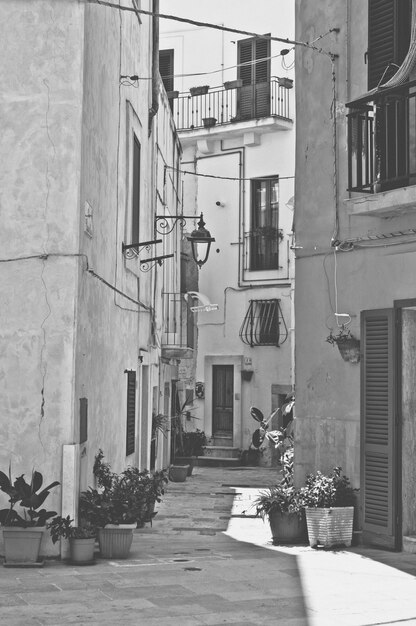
[1,466,416,626]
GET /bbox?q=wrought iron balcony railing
[161,292,194,357]
[171,78,292,131]
[347,80,416,193]
[243,228,284,271]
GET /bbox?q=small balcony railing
[161,292,194,357]
[347,80,416,193]
[171,78,292,131]
[244,228,283,271]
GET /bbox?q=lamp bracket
[139,253,174,273]
[155,214,199,236]
[122,238,162,259]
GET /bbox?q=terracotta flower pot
[69,537,96,564]
[168,465,190,482]
[268,510,307,545]
[2,527,45,565]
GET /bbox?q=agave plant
[0,468,60,527]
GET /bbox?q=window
[347,0,412,193]
[159,49,174,93]
[132,135,141,244]
[367,0,411,90]
[249,177,279,271]
[126,370,136,455]
[237,36,270,119]
[239,299,288,347]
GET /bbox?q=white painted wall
[161,1,295,463]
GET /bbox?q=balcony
[170,78,292,133]
[347,80,416,195]
[243,228,284,271]
[161,293,195,359]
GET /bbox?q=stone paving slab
[1,466,416,625]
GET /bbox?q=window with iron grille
[248,177,279,271]
[239,299,287,347]
[126,370,136,456]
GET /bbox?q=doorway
[212,365,234,441]
[361,300,416,550]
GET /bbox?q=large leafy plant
[47,515,96,543]
[79,451,168,528]
[0,469,60,527]
[300,467,356,508]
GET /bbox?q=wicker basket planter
[305,506,354,548]
[98,524,135,559]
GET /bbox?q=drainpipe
[148,0,159,136]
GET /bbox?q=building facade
[160,1,295,465]
[295,0,416,549]
[0,0,181,554]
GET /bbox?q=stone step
[204,446,241,459]
[197,456,241,468]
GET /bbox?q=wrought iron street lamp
[154,212,215,268]
[186,213,215,268]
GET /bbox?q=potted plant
[47,515,96,564]
[0,469,59,565]
[254,433,306,544]
[189,85,209,96]
[170,398,203,478]
[174,429,207,477]
[202,117,217,128]
[223,78,243,90]
[254,484,306,544]
[79,451,149,558]
[326,329,361,363]
[300,466,357,549]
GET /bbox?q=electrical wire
[129,52,293,82]
[164,164,294,182]
[85,0,338,59]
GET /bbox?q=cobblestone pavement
[1,466,416,625]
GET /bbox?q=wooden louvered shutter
[361,309,399,549]
[254,38,270,117]
[159,49,174,93]
[368,0,411,89]
[126,370,136,456]
[237,37,270,120]
[237,38,254,120]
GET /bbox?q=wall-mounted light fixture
[155,212,215,268]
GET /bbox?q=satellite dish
[250,406,264,423]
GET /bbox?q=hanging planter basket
[326,330,361,363]
[337,337,361,363]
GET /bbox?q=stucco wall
[294,0,416,491]
[0,0,84,537]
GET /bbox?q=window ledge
[344,185,416,218]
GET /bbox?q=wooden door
[361,308,400,549]
[212,365,234,437]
